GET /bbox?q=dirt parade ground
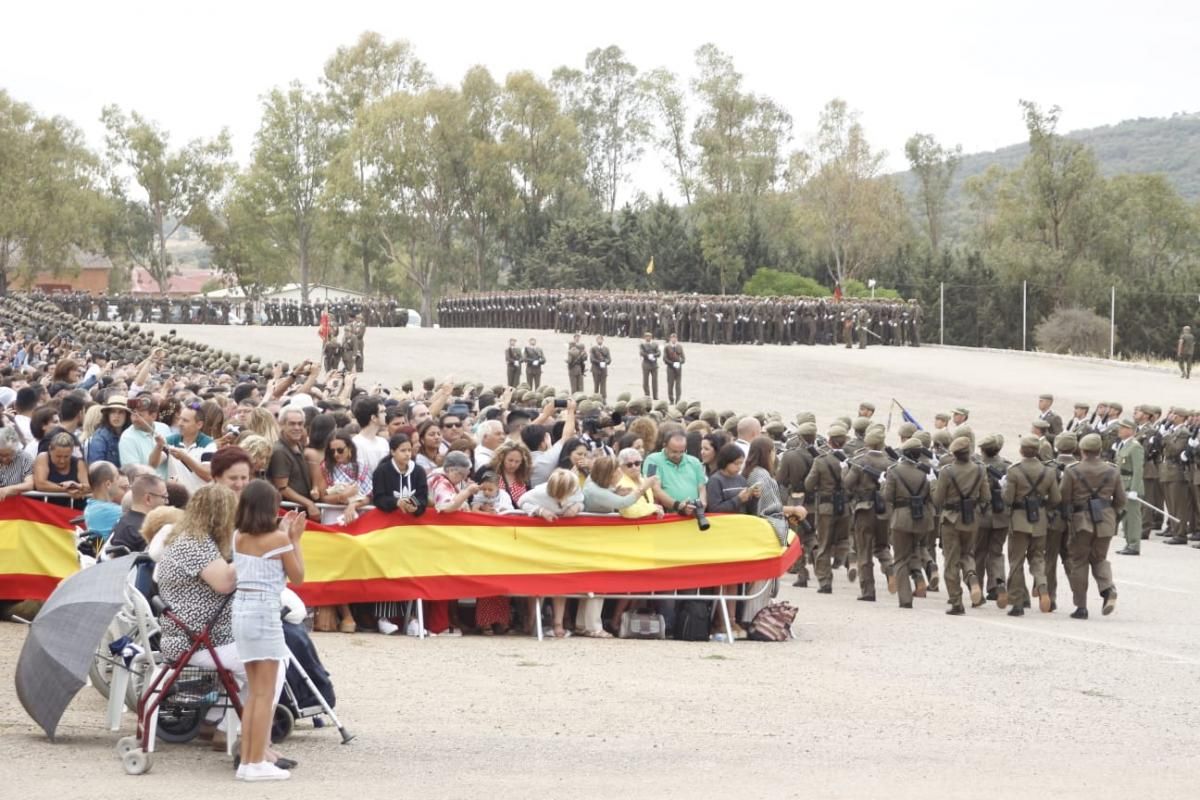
[3,326,1200,798]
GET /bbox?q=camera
[682,501,711,531]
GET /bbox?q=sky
[4,0,1198,205]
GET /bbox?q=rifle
[985,464,1006,514]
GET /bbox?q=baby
[470,471,513,514]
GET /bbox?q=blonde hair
[245,406,280,444]
[141,506,184,545]
[237,433,273,472]
[82,404,104,440]
[589,455,619,489]
[165,484,237,559]
[546,468,577,501]
[626,416,658,456]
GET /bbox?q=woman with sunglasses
[317,429,372,524]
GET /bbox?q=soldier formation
[442,290,920,347]
[16,291,410,329]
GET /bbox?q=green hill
[896,112,1200,242]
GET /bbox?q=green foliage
[1034,307,1111,356]
[743,268,829,297]
[841,278,900,299]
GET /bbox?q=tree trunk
[298,223,311,303]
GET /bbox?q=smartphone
[553,398,569,409]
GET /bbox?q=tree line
[1,32,1198,354]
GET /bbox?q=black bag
[674,600,712,642]
[832,490,846,516]
[873,491,886,515]
[1023,494,1041,523]
[960,497,976,525]
[909,495,925,521]
[1087,497,1106,523]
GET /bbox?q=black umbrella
[15,555,134,740]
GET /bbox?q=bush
[743,268,830,297]
[842,278,902,300]
[1033,307,1113,356]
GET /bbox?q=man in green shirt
[1177,325,1194,378]
[644,430,707,515]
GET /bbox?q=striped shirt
[0,450,34,487]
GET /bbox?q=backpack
[748,602,798,642]
[673,600,712,641]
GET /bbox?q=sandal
[552,627,572,638]
[339,618,357,634]
[584,629,613,639]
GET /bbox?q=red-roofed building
[129,267,225,297]
[16,250,114,294]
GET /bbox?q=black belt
[1072,500,1112,513]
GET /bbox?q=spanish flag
[645,257,655,275]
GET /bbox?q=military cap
[932,429,952,447]
[675,401,690,414]
[797,421,818,436]
[1108,401,1123,413]
[858,401,875,412]
[1039,393,1054,402]
[654,400,669,414]
[627,399,647,415]
[978,434,1001,450]
[934,412,951,422]
[1079,433,1103,452]
[1019,435,1042,449]
[700,409,719,426]
[423,376,436,389]
[1073,401,1089,410]
[617,391,632,403]
[539,385,555,396]
[1054,433,1077,453]
[1148,405,1162,416]
[827,424,849,439]
[649,410,665,423]
[795,411,816,426]
[953,407,969,417]
[722,416,739,433]
[765,420,787,438]
[719,410,736,423]
[900,437,923,451]
[836,416,852,430]
[1031,418,1050,431]
[686,404,703,418]
[953,425,974,440]
[864,429,885,448]
[521,390,539,404]
[572,391,587,403]
[897,422,917,440]
[949,436,971,454]
[613,400,629,416]
[1118,418,1136,430]
[915,430,932,447]
[852,416,870,434]
[578,399,601,416]
[666,407,683,422]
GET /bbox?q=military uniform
[977,446,1011,604]
[566,340,587,394]
[885,442,933,608]
[639,338,661,400]
[524,344,545,389]
[1044,439,1078,607]
[1160,414,1192,543]
[777,427,818,587]
[323,326,342,372]
[339,328,359,373]
[350,318,367,371]
[1001,438,1062,615]
[664,339,685,404]
[505,343,523,388]
[1178,325,1195,378]
[932,441,989,612]
[589,341,611,399]
[1113,423,1144,554]
[843,435,894,600]
[805,429,852,593]
[1060,434,1124,617]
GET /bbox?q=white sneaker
[242,762,291,782]
[378,618,399,636]
[235,763,247,781]
[405,619,421,636]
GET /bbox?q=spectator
[317,429,372,524]
[33,430,89,502]
[643,430,707,519]
[107,474,167,555]
[164,405,216,493]
[556,437,591,487]
[83,461,127,541]
[614,431,645,460]
[414,419,445,473]
[583,455,655,515]
[245,407,280,444]
[371,433,429,636]
[706,444,755,513]
[489,440,532,507]
[268,408,318,517]
[522,398,577,487]
[734,417,762,456]
[43,391,87,458]
[210,446,253,495]
[237,434,273,479]
[0,426,35,499]
[472,419,505,473]
[87,395,129,467]
[518,469,584,638]
[428,451,478,512]
[469,470,513,514]
[614,448,665,519]
[740,435,806,629]
[351,396,390,472]
[119,395,169,479]
[699,432,730,477]
[10,386,39,446]
[23,406,59,459]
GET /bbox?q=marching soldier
[1045,433,1078,611]
[589,335,611,399]
[805,425,853,594]
[778,421,819,588]
[1002,435,1062,616]
[976,435,1011,607]
[1061,433,1124,619]
[664,333,686,404]
[566,333,587,394]
[1064,402,1091,435]
[932,436,988,614]
[524,337,545,390]
[639,332,661,400]
[843,429,894,601]
[885,437,933,609]
[1114,419,1145,556]
[505,338,523,388]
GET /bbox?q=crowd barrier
[1,496,800,626]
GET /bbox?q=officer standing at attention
[505,338,523,388]
[339,325,359,373]
[1114,419,1145,556]
[1001,435,1061,616]
[1060,433,1124,619]
[524,338,546,390]
[566,333,587,394]
[639,331,661,400]
[663,333,686,404]
[1038,393,1064,439]
[589,335,611,400]
[351,314,367,372]
[884,437,932,609]
[932,436,988,615]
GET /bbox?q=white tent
[200,283,368,301]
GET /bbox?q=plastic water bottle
[710,633,728,643]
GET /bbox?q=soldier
[857,401,875,419]
[1178,325,1195,378]
[1136,405,1164,539]
[1037,393,1064,439]
[1002,435,1062,617]
[566,333,587,394]
[1114,419,1145,556]
[589,335,611,400]
[855,306,870,349]
[339,325,358,373]
[1159,407,1191,545]
[932,412,950,430]
[933,436,988,614]
[1030,418,1055,461]
[885,437,933,609]
[523,337,545,390]
[843,428,894,601]
[505,338,523,388]
[977,435,1011,607]
[1061,433,1124,619]
[323,324,342,372]
[351,314,367,372]
[805,425,853,594]
[1064,402,1091,435]
[664,333,685,404]
[638,331,661,400]
[1044,433,1077,611]
[778,421,819,588]
[951,407,969,427]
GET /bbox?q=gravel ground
[2,325,1197,798]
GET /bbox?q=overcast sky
[5,0,1197,204]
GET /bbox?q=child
[231,479,305,782]
[470,471,513,514]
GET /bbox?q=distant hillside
[896,112,1200,242]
